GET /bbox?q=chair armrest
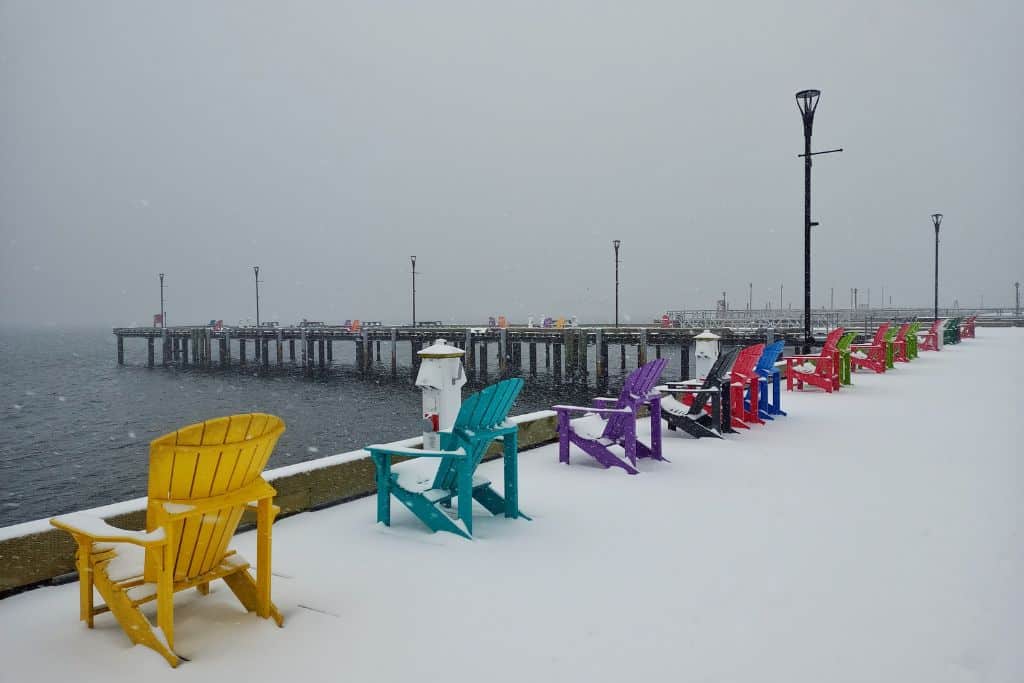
[50,513,167,547]
[658,384,719,395]
[552,404,633,415]
[591,397,619,406]
[365,444,468,459]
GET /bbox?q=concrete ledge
[0,411,558,596]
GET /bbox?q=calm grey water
[0,327,686,526]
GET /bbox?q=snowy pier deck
[4,328,1022,682]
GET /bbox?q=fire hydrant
[693,329,721,381]
[415,339,467,450]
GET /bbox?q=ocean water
[0,327,683,526]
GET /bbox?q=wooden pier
[114,324,809,387]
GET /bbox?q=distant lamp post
[410,256,417,327]
[1015,281,1021,318]
[931,213,942,320]
[158,273,165,328]
[613,240,621,327]
[253,266,261,327]
[796,88,842,353]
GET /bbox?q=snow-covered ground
[2,328,1022,682]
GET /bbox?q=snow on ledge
[0,410,559,543]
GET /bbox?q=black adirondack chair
[660,347,740,439]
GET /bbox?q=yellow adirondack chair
[50,413,286,667]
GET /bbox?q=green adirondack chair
[836,331,859,386]
[884,326,898,368]
[943,317,962,345]
[365,378,528,539]
[905,322,921,359]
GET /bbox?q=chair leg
[256,497,275,619]
[157,530,176,651]
[457,460,474,536]
[371,453,391,526]
[503,431,519,519]
[557,411,570,465]
[74,539,94,627]
[648,396,662,459]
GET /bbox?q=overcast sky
[2,1,1021,327]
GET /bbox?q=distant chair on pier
[553,358,668,474]
[366,378,527,539]
[959,315,977,339]
[50,413,286,667]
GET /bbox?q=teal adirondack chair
[365,378,528,539]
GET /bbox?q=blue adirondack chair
[745,340,787,420]
[553,358,668,475]
[365,378,527,539]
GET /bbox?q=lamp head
[613,239,621,250]
[795,89,821,128]
[931,213,943,233]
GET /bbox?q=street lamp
[931,213,942,320]
[796,89,842,353]
[253,266,261,360]
[410,256,417,327]
[613,240,621,327]
[158,273,165,328]
[1015,281,1020,318]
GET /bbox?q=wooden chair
[660,348,739,439]
[918,319,943,351]
[367,378,527,538]
[835,331,859,386]
[850,323,890,375]
[554,359,667,474]
[785,328,845,393]
[50,414,285,667]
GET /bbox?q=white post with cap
[693,329,721,381]
[415,339,467,450]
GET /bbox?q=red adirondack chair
[850,323,890,374]
[959,315,977,339]
[728,344,766,429]
[785,328,844,393]
[892,322,911,363]
[678,344,763,429]
[918,319,943,351]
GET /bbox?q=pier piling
[390,328,398,379]
[147,337,154,368]
[117,336,124,365]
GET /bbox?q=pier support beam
[564,330,576,383]
[464,329,474,372]
[276,332,283,367]
[576,329,588,386]
[220,337,229,369]
[498,329,508,377]
[239,339,246,367]
[326,338,333,363]
[162,330,170,367]
[117,336,124,365]
[529,342,537,377]
[655,344,662,359]
[390,328,398,379]
[479,341,489,380]
[545,342,550,369]
[318,339,326,370]
[181,337,189,367]
[553,342,562,382]
[679,341,690,381]
[147,337,155,368]
[620,344,626,370]
[362,328,371,374]
[595,329,607,388]
[289,339,295,363]
[638,329,648,367]
[262,338,269,370]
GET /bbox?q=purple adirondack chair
[553,358,668,475]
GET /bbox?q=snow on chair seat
[660,348,738,439]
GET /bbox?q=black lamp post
[1015,281,1020,318]
[931,213,942,320]
[158,273,165,328]
[410,256,417,327]
[253,265,261,359]
[795,89,841,353]
[613,240,621,327]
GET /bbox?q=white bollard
[415,339,467,450]
[693,329,721,381]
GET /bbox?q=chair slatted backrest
[685,347,740,416]
[821,327,845,354]
[144,413,285,583]
[433,378,524,491]
[602,358,668,440]
[836,331,858,353]
[755,341,786,376]
[869,323,890,346]
[895,322,910,341]
[731,344,765,384]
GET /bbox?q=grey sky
[2,1,1021,327]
